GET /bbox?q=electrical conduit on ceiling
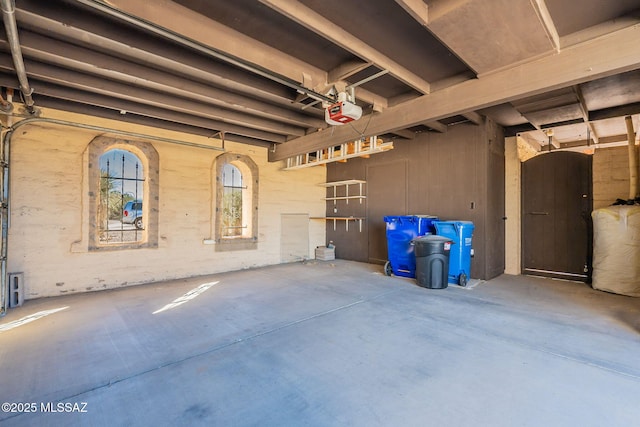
[1,0,36,114]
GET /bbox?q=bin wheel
[459,273,467,287]
[384,261,393,276]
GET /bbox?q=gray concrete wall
[7,109,326,299]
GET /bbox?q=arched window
[222,163,244,237]
[88,136,159,251]
[99,149,145,244]
[213,153,258,250]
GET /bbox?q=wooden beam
[519,133,542,152]
[573,85,599,145]
[424,121,447,133]
[97,0,329,93]
[6,56,306,136]
[390,129,416,139]
[11,31,327,129]
[561,133,628,148]
[462,111,483,125]
[590,102,640,121]
[270,24,640,160]
[328,60,372,83]
[531,0,560,52]
[260,0,431,94]
[395,0,429,26]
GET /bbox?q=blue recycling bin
[434,221,474,286]
[383,215,439,278]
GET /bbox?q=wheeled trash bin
[434,221,474,286]
[383,215,438,278]
[414,235,452,289]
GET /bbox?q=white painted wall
[7,110,326,299]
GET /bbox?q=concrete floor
[0,260,639,427]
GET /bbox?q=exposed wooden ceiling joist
[424,121,447,133]
[4,31,325,130]
[97,0,329,95]
[574,85,599,145]
[462,111,483,125]
[394,0,429,27]
[259,0,432,95]
[0,55,307,137]
[0,0,635,155]
[270,23,640,161]
[390,129,416,139]
[16,8,301,107]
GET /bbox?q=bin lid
[413,235,453,255]
[413,235,453,245]
[415,234,451,241]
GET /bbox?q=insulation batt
[592,205,640,297]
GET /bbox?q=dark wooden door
[522,151,592,281]
[367,161,407,264]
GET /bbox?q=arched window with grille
[99,149,145,244]
[214,153,258,250]
[88,137,159,251]
[223,163,247,237]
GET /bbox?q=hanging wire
[348,109,375,138]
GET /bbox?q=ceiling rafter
[270,23,640,160]
[390,129,416,139]
[462,111,484,125]
[89,0,331,98]
[0,0,635,155]
[327,60,372,83]
[0,54,307,137]
[395,0,429,26]
[8,77,288,143]
[531,0,560,52]
[62,0,392,132]
[573,85,599,145]
[16,9,300,107]
[8,32,326,130]
[424,121,447,133]
[259,0,431,95]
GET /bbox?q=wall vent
[8,273,24,308]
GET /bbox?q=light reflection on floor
[0,306,69,332]
[152,281,220,314]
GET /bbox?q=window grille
[222,163,246,237]
[98,150,145,244]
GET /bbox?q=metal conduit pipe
[0,127,7,316]
[1,0,36,114]
[626,115,638,200]
[0,116,225,316]
[2,116,226,151]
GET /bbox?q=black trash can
[413,235,452,289]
